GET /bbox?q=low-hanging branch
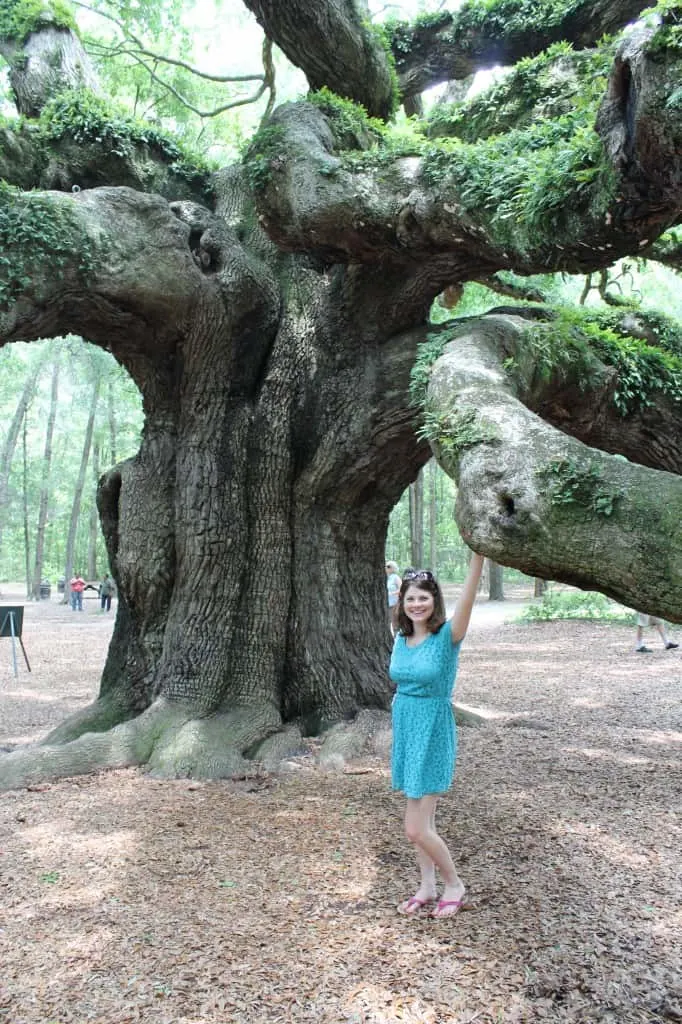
[425,313,682,621]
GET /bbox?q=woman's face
[403,583,435,625]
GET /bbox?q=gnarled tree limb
[426,313,682,621]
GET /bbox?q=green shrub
[517,589,635,622]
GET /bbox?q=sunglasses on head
[403,569,435,583]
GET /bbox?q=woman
[390,553,484,919]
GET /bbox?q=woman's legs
[400,795,466,915]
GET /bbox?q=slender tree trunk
[31,355,60,600]
[0,359,42,554]
[63,374,101,603]
[87,442,101,580]
[409,470,425,567]
[488,559,505,601]
[534,578,549,597]
[428,459,437,575]
[107,381,117,466]
[22,412,31,598]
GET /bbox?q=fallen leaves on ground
[0,591,680,1023]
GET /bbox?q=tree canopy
[0,0,681,789]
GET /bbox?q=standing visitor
[385,560,402,632]
[635,613,678,652]
[69,573,86,611]
[99,574,116,612]
[390,553,484,919]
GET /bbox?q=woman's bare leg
[400,796,465,916]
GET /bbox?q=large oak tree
[1,0,681,790]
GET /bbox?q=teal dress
[390,622,461,799]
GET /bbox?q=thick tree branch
[390,0,653,100]
[425,314,682,622]
[246,21,682,284]
[0,115,212,202]
[0,187,203,353]
[241,0,396,120]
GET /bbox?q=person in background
[635,613,678,653]
[390,553,484,919]
[386,561,402,635]
[99,574,116,612]
[69,572,86,611]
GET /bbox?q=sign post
[0,606,31,678]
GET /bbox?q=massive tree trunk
[0,181,430,789]
[0,4,681,790]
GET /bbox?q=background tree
[0,339,143,584]
[30,350,60,600]
[0,0,681,790]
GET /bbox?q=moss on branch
[0,181,98,308]
[0,0,77,42]
[38,90,213,192]
[508,305,682,414]
[242,123,287,195]
[426,43,614,141]
[540,456,624,517]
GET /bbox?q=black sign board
[0,606,31,674]
[0,606,24,638]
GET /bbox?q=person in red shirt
[70,573,86,611]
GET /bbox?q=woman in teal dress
[390,553,484,919]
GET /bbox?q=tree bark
[241,0,396,119]
[388,1,652,100]
[0,21,100,117]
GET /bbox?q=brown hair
[396,575,446,636]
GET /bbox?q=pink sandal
[430,894,467,919]
[398,895,435,915]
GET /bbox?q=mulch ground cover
[0,589,680,1024]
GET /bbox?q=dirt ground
[0,585,680,1024]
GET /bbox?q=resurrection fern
[409,329,453,411]
[0,182,98,308]
[419,406,499,459]
[552,307,682,414]
[541,457,623,517]
[39,91,213,187]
